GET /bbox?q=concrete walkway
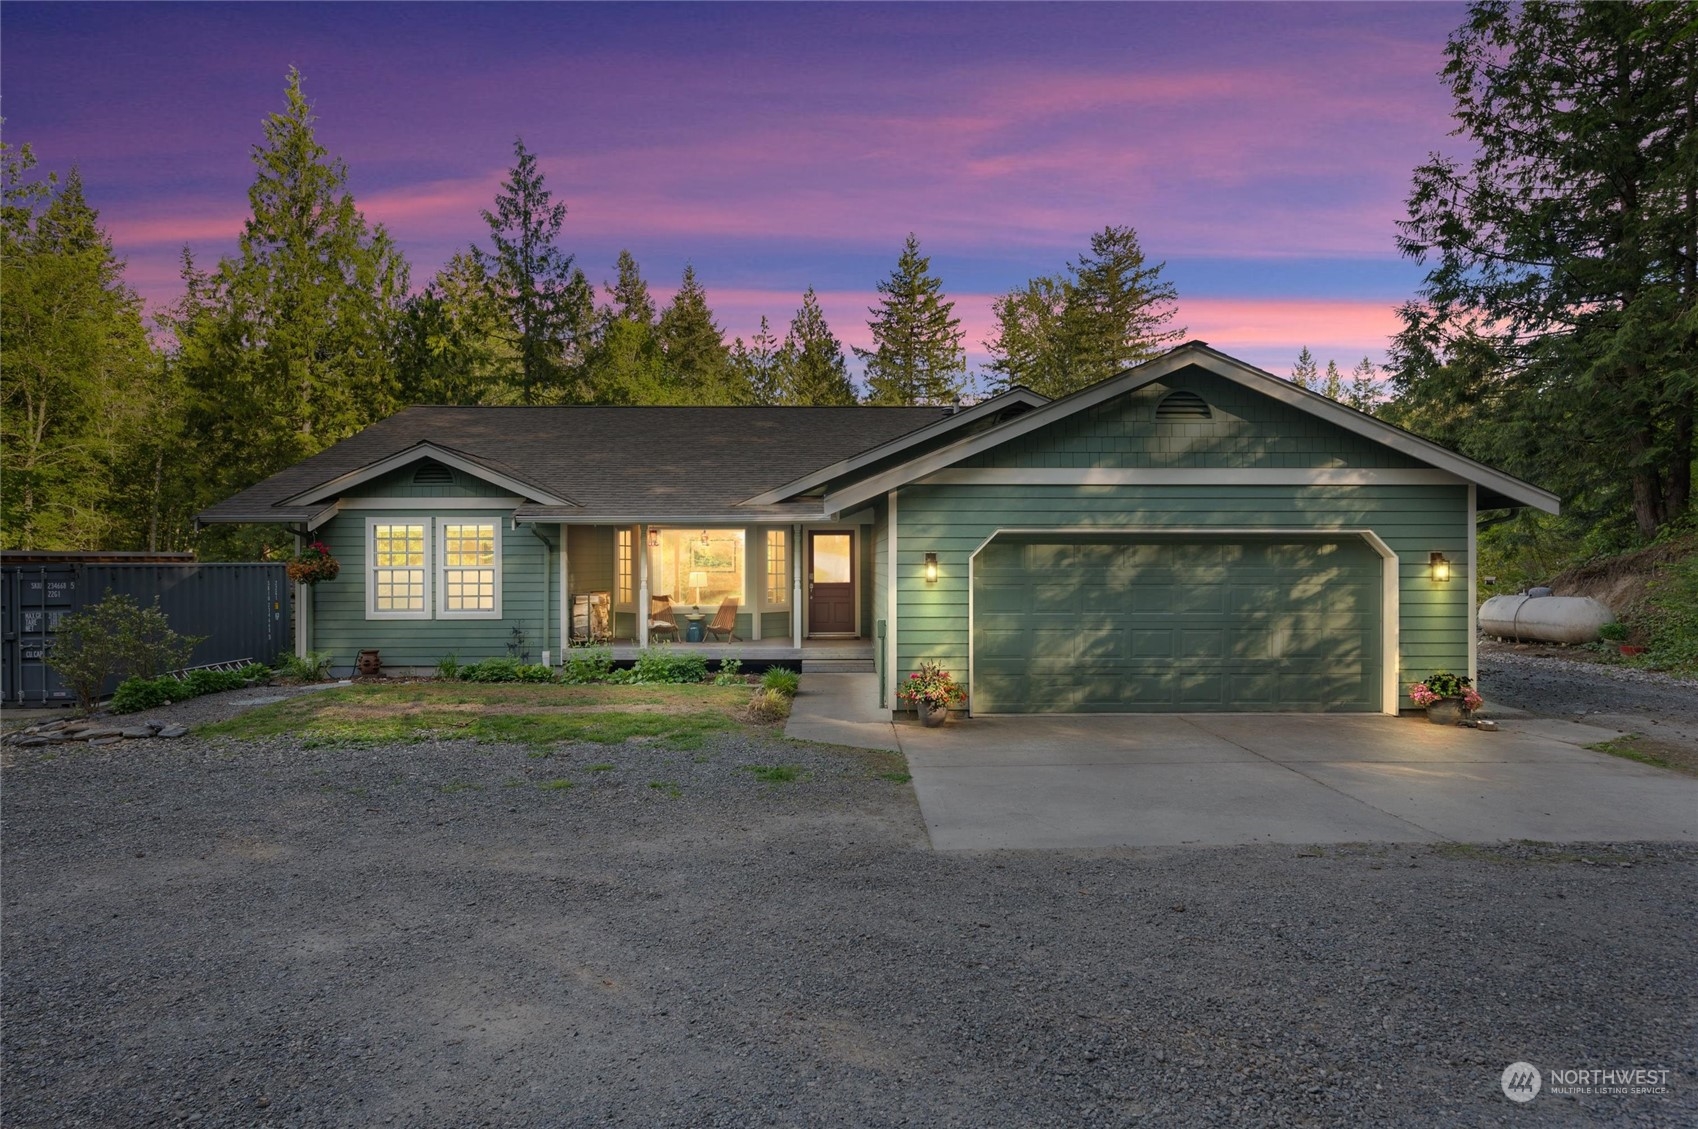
[787,675,1698,851]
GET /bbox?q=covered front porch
[606,636,875,671]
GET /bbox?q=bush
[713,658,744,686]
[458,658,557,683]
[47,591,205,712]
[276,650,332,682]
[1647,554,1698,670]
[631,647,708,684]
[1597,621,1629,643]
[562,646,614,684]
[110,663,269,715]
[436,653,461,680]
[760,667,800,697]
[746,688,791,722]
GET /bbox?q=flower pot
[1619,644,1648,656]
[917,700,949,728]
[357,649,382,677]
[1425,697,1467,726]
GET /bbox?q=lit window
[651,529,744,610]
[440,522,498,616]
[765,529,788,607]
[370,522,428,617]
[616,529,634,607]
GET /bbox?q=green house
[199,342,1557,715]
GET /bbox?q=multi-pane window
[441,523,497,615]
[765,529,788,607]
[371,523,427,615]
[616,529,635,607]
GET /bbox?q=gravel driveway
[4,704,1694,1127]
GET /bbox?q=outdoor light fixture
[1430,551,1452,582]
[700,529,711,545]
[647,528,660,548]
[924,552,939,583]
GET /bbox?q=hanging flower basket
[286,541,341,586]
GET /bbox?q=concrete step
[802,659,875,673]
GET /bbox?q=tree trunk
[1627,426,1666,539]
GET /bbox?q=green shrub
[713,658,744,686]
[631,647,708,684]
[110,676,178,714]
[1597,621,1629,643]
[47,591,205,712]
[1647,554,1698,671]
[276,650,332,681]
[562,646,614,684]
[760,667,800,697]
[457,657,558,683]
[436,653,461,680]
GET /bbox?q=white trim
[293,531,310,659]
[964,526,1400,717]
[1467,484,1478,683]
[791,524,803,648]
[306,505,341,532]
[738,388,1050,506]
[917,468,1469,487]
[886,492,898,707]
[558,524,570,660]
[762,528,791,611]
[435,519,503,620]
[336,496,528,509]
[637,524,650,650]
[282,442,576,508]
[365,517,433,620]
[822,344,1560,515]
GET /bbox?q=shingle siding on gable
[342,464,519,500]
[960,369,1423,471]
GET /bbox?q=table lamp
[688,570,708,606]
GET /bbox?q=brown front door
[807,531,855,635]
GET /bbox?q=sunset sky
[6,1,1467,383]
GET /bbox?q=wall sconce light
[700,529,711,546]
[924,552,939,584]
[1430,551,1452,583]
[647,528,660,548]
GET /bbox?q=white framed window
[765,529,789,608]
[616,529,635,607]
[439,521,500,618]
[368,520,430,619]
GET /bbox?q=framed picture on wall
[690,539,738,573]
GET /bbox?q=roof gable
[821,343,1560,514]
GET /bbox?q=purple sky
[6,1,1465,381]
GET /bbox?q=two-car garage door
[972,534,1382,713]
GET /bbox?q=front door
[807,531,855,635]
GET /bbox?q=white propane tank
[1478,594,1616,644]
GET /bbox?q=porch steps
[801,659,875,674]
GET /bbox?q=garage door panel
[973,535,1380,713]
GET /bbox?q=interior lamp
[688,570,708,605]
[1430,552,1452,583]
[924,552,939,584]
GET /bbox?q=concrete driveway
[783,675,1698,850]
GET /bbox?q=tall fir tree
[1,149,159,549]
[985,225,1183,397]
[583,250,664,403]
[476,137,593,404]
[396,251,516,405]
[780,288,856,405]
[730,316,785,405]
[1290,346,1319,390]
[607,249,656,325]
[1347,356,1380,413]
[856,233,965,405]
[1322,359,1345,402]
[171,68,409,543]
[657,265,743,403]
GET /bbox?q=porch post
[792,524,803,649]
[750,526,762,642]
[567,522,580,655]
[637,523,650,649]
[293,531,310,660]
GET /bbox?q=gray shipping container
[1,557,291,707]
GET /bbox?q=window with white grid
[369,522,429,618]
[616,529,634,607]
[765,529,789,607]
[439,522,500,617]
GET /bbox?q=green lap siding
[893,483,1469,712]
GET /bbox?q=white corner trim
[282,442,577,508]
[963,526,1401,717]
[1467,484,1478,683]
[886,492,899,709]
[916,468,1469,488]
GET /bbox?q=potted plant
[1408,670,1484,725]
[285,541,340,586]
[899,661,965,727]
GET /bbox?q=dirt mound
[1544,536,1693,618]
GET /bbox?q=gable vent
[1155,390,1212,421]
[412,461,455,485]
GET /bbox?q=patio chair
[649,595,679,644]
[705,596,741,642]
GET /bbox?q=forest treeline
[3,2,1694,573]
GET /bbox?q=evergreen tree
[396,251,516,405]
[657,264,741,403]
[476,137,593,404]
[985,225,1183,397]
[1322,360,1344,402]
[582,251,664,403]
[1389,0,1696,539]
[607,249,656,325]
[856,233,965,405]
[731,316,785,405]
[171,68,409,529]
[1291,346,1319,390]
[780,288,856,405]
[1,149,158,549]
[1347,356,1380,413]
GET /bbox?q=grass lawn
[199,682,759,749]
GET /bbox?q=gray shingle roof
[196,405,949,525]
